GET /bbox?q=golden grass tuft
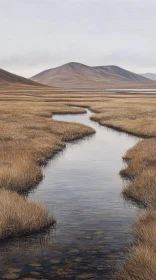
[0,189,55,239]
[133,210,156,247]
[122,167,156,207]
[116,210,156,280]
[121,139,156,207]
[116,244,156,280]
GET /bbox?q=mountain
[95,65,150,82]
[31,62,152,88]
[0,68,41,86]
[140,73,156,81]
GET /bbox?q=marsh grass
[0,189,55,239]
[69,94,156,280]
[70,94,156,280]
[0,84,96,239]
[115,211,156,280]
[1,84,156,277]
[0,103,95,193]
[115,244,156,280]
[121,139,156,207]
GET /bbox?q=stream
[0,108,139,280]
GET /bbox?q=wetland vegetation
[0,84,156,279]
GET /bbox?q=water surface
[0,109,139,280]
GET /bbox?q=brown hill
[31,62,153,88]
[0,68,41,86]
[94,65,149,82]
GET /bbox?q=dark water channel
[0,109,139,280]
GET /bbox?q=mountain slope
[31,62,106,86]
[0,68,41,86]
[140,73,156,81]
[94,65,150,82]
[31,62,152,88]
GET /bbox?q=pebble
[3,273,18,279]
[31,272,41,276]
[70,249,79,253]
[94,231,103,235]
[109,255,118,259]
[77,274,94,279]
[97,266,105,271]
[105,260,113,263]
[84,236,91,239]
[75,258,82,262]
[22,278,37,280]
[30,263,41,267]
[102,250,111,253]
[50,259,61,264]
[8,268,21,273]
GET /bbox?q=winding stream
[0,109,139,280]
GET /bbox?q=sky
[0,0,156,77]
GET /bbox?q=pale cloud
[0,0,155,77]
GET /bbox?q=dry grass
[117,139,156,279]
[88,98,156,137]
[0,84,97,239]
[67,93,156,280]
[121,139,156,208]
[1,84,156,277]
[116,244,156,280]
[88,99,156,278]
[0,189,54,239]
[133,210,156,247]
[116,211,156,280]
[0,102,95,192]
[122,167,156,207]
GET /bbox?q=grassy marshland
[0,85,95,239]
[67,94,156,279]
[87,97,156,280]
[114,138,156,279]
[1,85,156,278]
[0,113,95,193]
[121,139,156,208]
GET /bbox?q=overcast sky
[0,0,156,77]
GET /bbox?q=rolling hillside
[0,68,41,86]
[31,62,153,88]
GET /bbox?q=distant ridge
[31,62,152,88]
[94,65,150,82]
[140,73,156,81]
[0,68,41,86]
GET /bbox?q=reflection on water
[0,109,139,279]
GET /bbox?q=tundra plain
[0,83,156,279]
